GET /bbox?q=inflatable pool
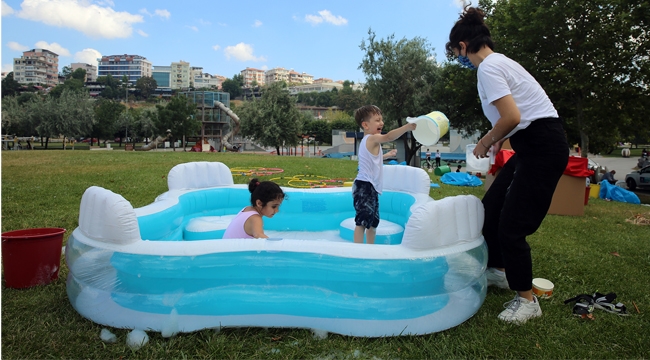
[66,161,487,337]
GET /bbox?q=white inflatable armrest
[78,186,141,245]
[167,161,234,190]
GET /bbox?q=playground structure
[180,91,240,152]
[140,130,172,151]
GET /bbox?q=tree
[359,29,440,164]
[48,77,85,98]
[1,95,30,135]
[430,64,486,138]
[238,82,303,155]
[56,90,96,147]
[2,72,22,98]
[135,76,158,100]
[221,74,244,99]
[71,68,87,81]
[134,108,158,144]
[484,0,650,155]
[154,95,199,149]
[303,119,331,145]
[60,66,72,79]
[335,82,368,114]
[97,74,120,99]
[93,99,125,145]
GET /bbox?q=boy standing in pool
[352,105,416,244]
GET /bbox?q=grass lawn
[1,150,649,359]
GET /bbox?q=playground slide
[214,101,240,151]
[141,133,172,151]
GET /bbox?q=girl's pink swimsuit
[222,209,258,239]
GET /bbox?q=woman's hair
[445,6,494,57]
[248,178,285,207]
[354,105,382,128]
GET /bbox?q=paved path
[587,154,640,177]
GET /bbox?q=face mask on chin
[457,55,477,70]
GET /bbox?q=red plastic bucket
[1,228,66,289]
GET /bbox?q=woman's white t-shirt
[477,53,558,138]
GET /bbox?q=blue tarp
[440,173,483,187]
[599,180,640,204]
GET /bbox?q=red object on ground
[1,228,66,288]
[584,186,590,205]
[489,151,594,178]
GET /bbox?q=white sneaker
[498,295,542,324]
[486,268,510,289]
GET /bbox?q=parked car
[625,165,650,190]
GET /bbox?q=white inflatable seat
[183,215,236,240]
[167,161,234,190]
[383,165,431,195]
[339,218,404,245]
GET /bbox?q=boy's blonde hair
[354,105,382,128]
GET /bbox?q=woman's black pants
[482,118,569,291]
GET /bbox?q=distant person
[456,164,462,172]
[222,179,285,239]
[601,170,617,185]
[425,148,432,169]
[352,105,416,244]
[435,149,442,167]
[642,148,648,158]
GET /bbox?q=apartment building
[313,78,333,84]
[191,66,203,85]
[97,54,152,84]
[70,62,98,82]
[194,73,223,89]
[288,82,343,95]
[152,65,171,88]
[265,67,290,85]
[288,70,313,85]
[12,48,59,86]
[241,67,266,88]
[171,60,191,90]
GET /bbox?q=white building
[171,61,191,90]
[288,82,343,95]
[13,48,59,86]
[71,62,98,82]
[265,67,290,85]
[97,54,152,84]
[194,73,223,89]
[241,67,266,88]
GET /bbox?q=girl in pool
[222,178,285,239]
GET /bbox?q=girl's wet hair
[354,105,382,128]
[445,6,494,57]
[248,178,285,207]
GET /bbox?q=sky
[1,0,467,83]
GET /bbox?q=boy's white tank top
[355,135,383,194]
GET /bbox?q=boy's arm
[367,123,417,151]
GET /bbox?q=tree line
[1,76,198,149]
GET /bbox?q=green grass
[2,151,649,359]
